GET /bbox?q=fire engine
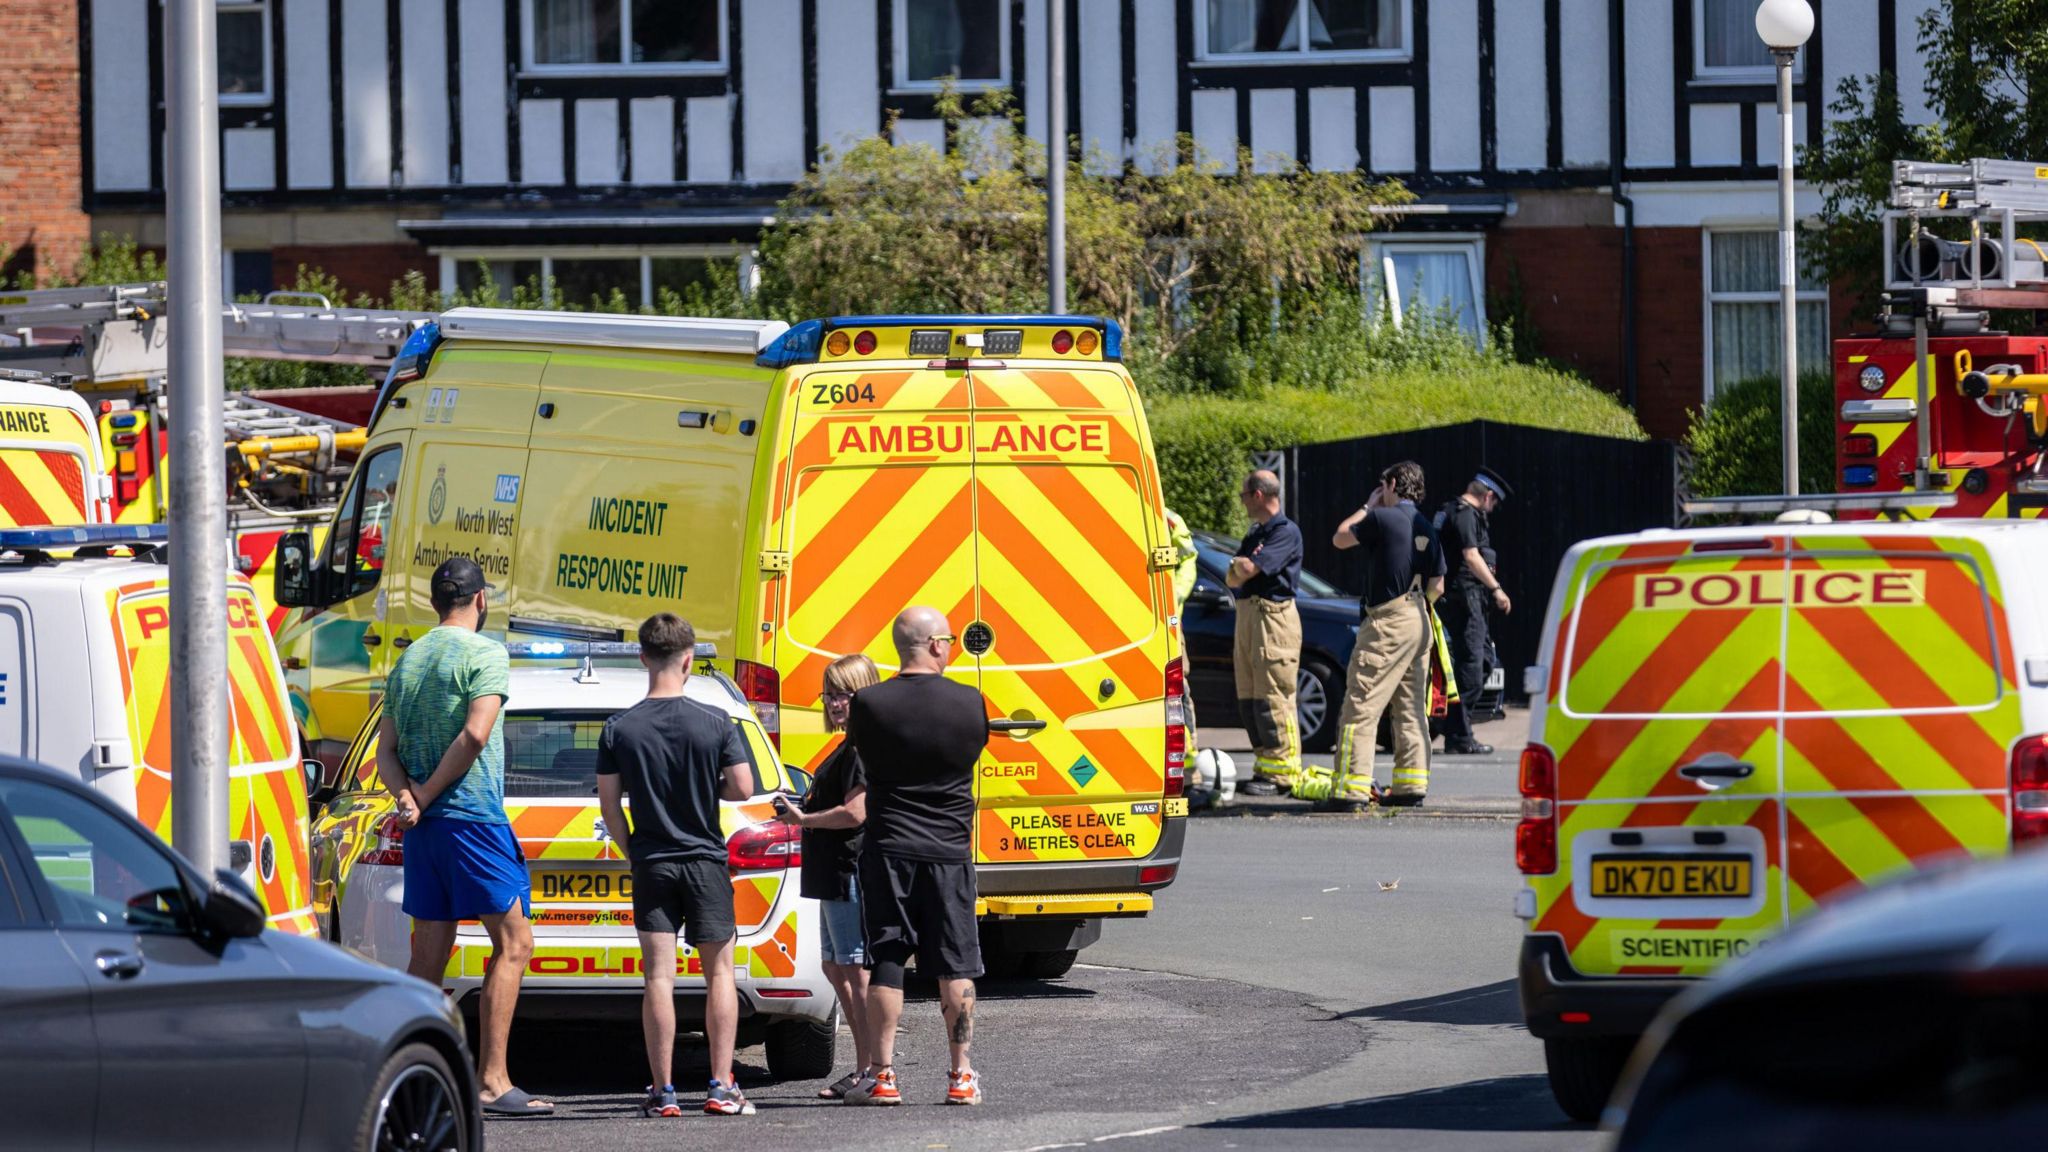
[0,283,435,625]
[1836,158,2048,516]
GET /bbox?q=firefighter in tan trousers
[1297,461,1445,812]
[1227,471,1305,795]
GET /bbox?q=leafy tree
[755,85,1408,391]
[1805,0,2048,322]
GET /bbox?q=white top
[502,665,752,721]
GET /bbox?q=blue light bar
[756,316,1125,367]
[0,524,165,550]
[756,319,823,369]
[505,641,718,661]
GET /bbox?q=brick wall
[1489,225,1706,443]
[0,0,89,283]
[271,244,435,301]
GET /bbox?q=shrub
[1147,362,1645,533]
[1683,372,1836,498]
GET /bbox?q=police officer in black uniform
[1436,467,1512,755]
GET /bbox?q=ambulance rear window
[1782,549,2004,714]
[502,709,773,798]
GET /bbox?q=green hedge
[1145,365,1646,534]
[1684,372,1836,498]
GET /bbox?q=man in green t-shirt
[374,557,553,1117]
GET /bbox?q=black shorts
[859,853,983,980]
[632,857,735,946]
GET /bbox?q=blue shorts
[400,816,530,922]
[818,883,865,966]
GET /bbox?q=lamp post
[1756,0,1814,495]
[1048,0,1067,314]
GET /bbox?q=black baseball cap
[431,556,493,601]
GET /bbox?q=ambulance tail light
[853,330,877,356]
[360,814,406,865]
[734,659,780,749]
[1164,657,1187,798]
[2010,735,2048,845]
[728,820,802,870]
[1518,743,1558,874]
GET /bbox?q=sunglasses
[928,634,957,645]
[822,690,855,702]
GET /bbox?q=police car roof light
[504,640,719,661]
[0,524,166,551]
[1682,492,1958,520]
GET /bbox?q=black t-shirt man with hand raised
[843,605,991,1108]
[595,613,759,1118]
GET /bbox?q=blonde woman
[775,653,880,1098]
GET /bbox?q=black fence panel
[1280,422,1678,701]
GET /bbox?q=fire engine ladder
[1882,159,2048,489]
[221,393,369,522]
[0,281,438,371]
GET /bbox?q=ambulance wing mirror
[274,530,322,609]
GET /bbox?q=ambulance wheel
[357,1042,469,1152]
[1019,949,1078,979]
[765,1018,837,1082]
[1543,1036,1634,1123]
[1298,658,1340,753]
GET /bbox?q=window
[1704,230,1828,395]
[501,710,769,798]
[1694,0,1802,82]
[439,247,750,309]
[1365,238,1486,345]
[0,778,193,934]
[894,0,1008,89]
[525,0,724,73]
[1198,0,1408,62]
[218,1,271,105]
[322,447,403,598]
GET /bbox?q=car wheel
[764,1018,838,1082]
[357,1041,468,1152]
[1298,658,1340,754]
[1543,1036,1634,1123]
[1019,949,1078,980]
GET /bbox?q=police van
[0,524,316,934]
[1517,503,2045,1119]
[275,311,1184,975]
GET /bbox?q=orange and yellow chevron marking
[0,448,89,525]
[744,911,802,979]
[1530,533,2020,979]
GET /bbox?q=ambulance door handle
[1677,756,1754,787]
[990,719,1047,733]
[362,630,382,648]
[392,636,411,650]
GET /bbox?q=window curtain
[1712,301,1829,387]
[534,0,616,65]
[1702,0,1773,70]
[1390,249,1480,341]
[1208,0,1297,54]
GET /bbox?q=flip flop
[481,1087,556,1117]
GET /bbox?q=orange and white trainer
[844,1067,901,1106]
[946,1069,983,1106]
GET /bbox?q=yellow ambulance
[275,311,1185,974]
[0,524,316,935]
[1517,514,2038,1119]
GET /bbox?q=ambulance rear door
[967,365,1169,868]
[1778,533,2016,913]
[1540,536,1787,979]
[771,363,980,780]
[0,385,107,525]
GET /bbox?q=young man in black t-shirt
[842,605,991,1107]
[595,613,757,1118]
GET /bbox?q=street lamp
[1757,0,1813,495]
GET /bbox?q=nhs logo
[493,475,522,504]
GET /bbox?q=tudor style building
[16,1,1943,438]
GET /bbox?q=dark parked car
[1185,529,1359,753]
[1607,850,2048,1149]
[0,757,480,1152]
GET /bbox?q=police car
[311,641,835,1080]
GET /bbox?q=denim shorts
[818,882,865,966]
